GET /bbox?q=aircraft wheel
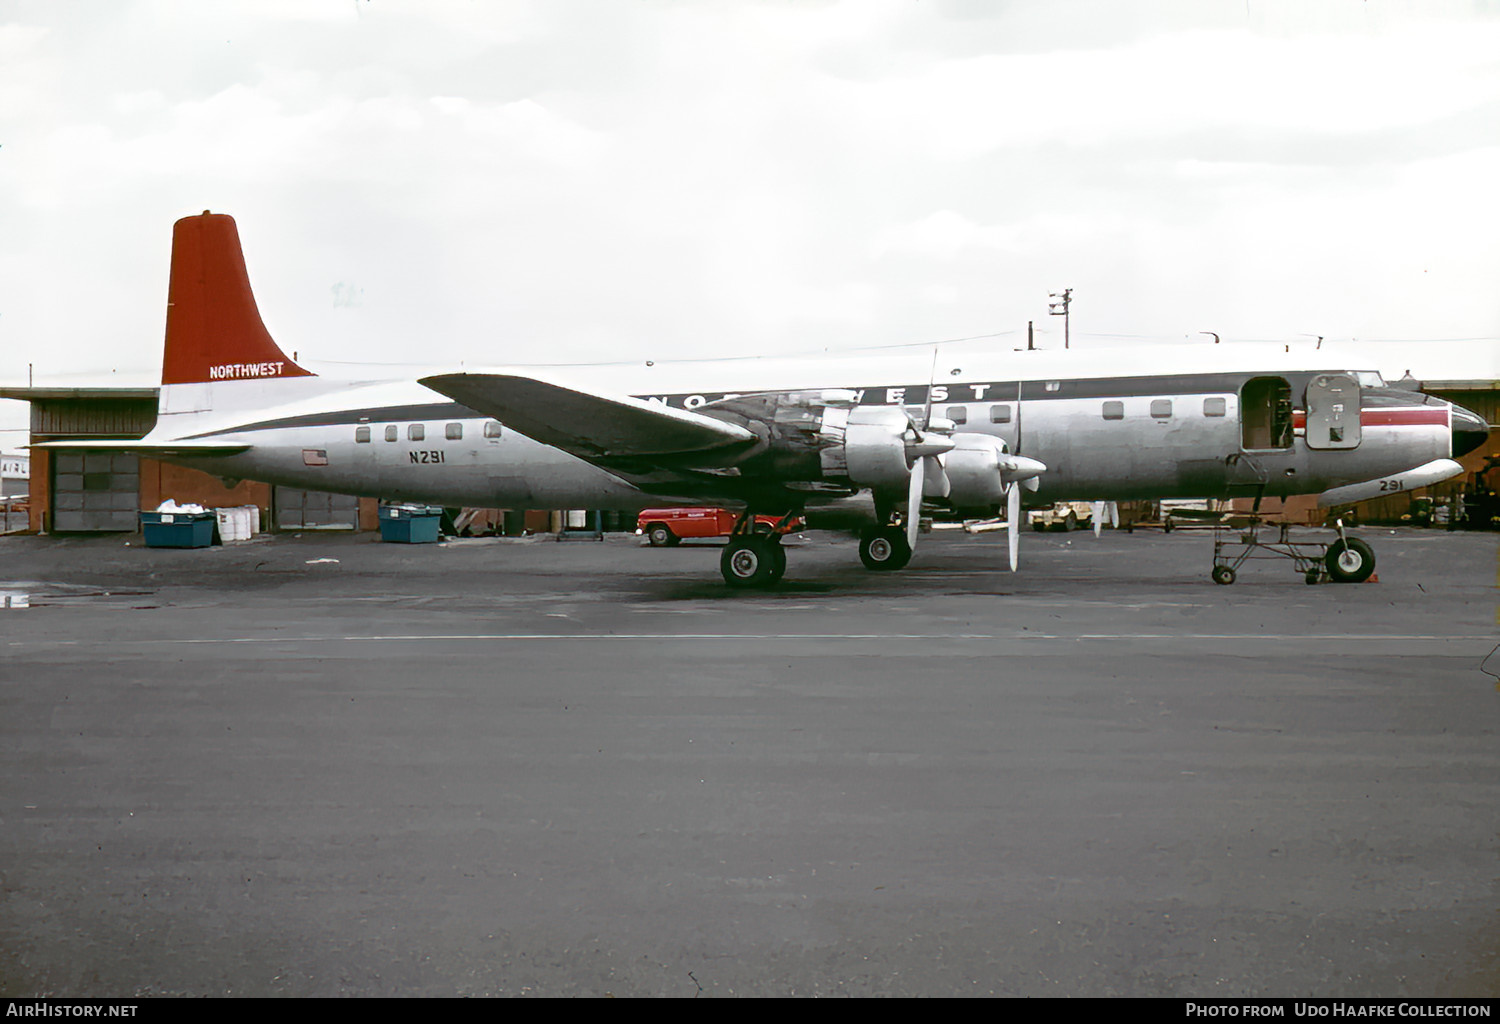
[859,527,912,571]
[1324,537,1376,583]
[646,524,678,547]
[721,536,781,588]
[1305,569,1322,585]
[1212,565,1236,586]
[767,542,788,583]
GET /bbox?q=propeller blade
[906,455,925,549]
[1007,482,1022,572]
[921,453,950,498]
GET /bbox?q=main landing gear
[719,512,792,588]
[717,509,918,588]
[858,524,912,571]
[720,533,787,587]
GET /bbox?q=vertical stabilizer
[161,212,314,386]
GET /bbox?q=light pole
[1048,288,1072,349]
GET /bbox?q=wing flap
[419,372,756,462]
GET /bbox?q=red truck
[637,507,804,547]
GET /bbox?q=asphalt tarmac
[1,524,1497,998]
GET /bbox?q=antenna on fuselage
[920,346,940,429]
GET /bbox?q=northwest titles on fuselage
[633,369,1357,411]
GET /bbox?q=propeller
[1006,481,1022,571]
[1090,500,1118,537]
[996,453,1044,572]
[903,420,953,549]
[906,455,925,549]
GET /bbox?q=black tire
[859,527,912,571]
[767,542,788,583]
[646,524,677,547]
[1212,565,1236,585]
[1324,537,1375,583]
[721,536,781,588]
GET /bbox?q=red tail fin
[161,212,314,386]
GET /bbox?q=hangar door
[274,487,359,531]
[52,451,140,532]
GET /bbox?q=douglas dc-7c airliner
[37,213,1490,587]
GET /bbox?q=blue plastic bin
[140,510,216,548]
[379,505,442,544]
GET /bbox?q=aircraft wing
[30,439,253,457]
[419,372,757,464]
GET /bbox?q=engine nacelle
[931,434,1047,513]
[825,405,919,492]
[701,392,921,494]
[942,433,1009,509]
[697,393,1034,507]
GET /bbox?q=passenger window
[989,404,1011,424]
[1150,399,1172,419]
[355,426,371,443]
[384,425,398,442]
[408,423,425,442]
[445,422,463,440]
[1102,400,1124,420]
[946,406,968,425]
[1203,397,1227,417]
[484,421,502,439]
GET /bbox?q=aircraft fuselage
[168,364,1463,513]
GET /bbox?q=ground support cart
[1210,518,1375,586]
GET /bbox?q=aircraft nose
[1451,403,1489,458]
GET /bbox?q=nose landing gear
[1210,517,1376,585]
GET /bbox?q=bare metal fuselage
[162,356,1456,513]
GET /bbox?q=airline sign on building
[2,452,29,498]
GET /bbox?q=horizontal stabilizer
[31,439,252,458]
[419,372,756,462]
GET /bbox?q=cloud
[1,0,1498,430]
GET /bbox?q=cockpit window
[1352,371,1385,389]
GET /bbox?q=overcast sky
[3,0,1498,442]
